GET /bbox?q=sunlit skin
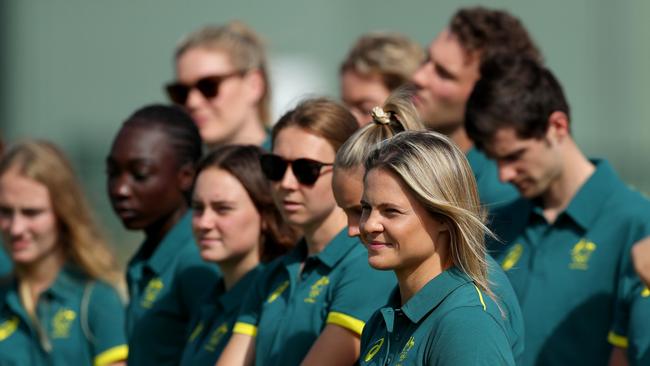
[191,167,261,288]
[360,168,449,304]
[332,165,364,238]
[412,29,479,148]
[176,47,266,147]
[0,171,62,267]
[340,70,391,126]
[106,126,193,244]
[271,127,345,244]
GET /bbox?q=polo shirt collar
[393,267,472,324]
[133,211,194,275]
[44,265,86,301]
[564,159,618,230]
[217,265,263,313]
[466,146,486,178]
[283,229,357,269]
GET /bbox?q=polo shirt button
[386,355,392,364]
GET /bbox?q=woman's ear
[177,163,196,192]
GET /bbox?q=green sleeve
[428,307,515,366]
[326,253,395,336]
[234,260,280,335]
[88,281,129,366]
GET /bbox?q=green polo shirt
[489,160,650,366]
[359,266,515,365]
[0,266,127,366]
[126,211,220,366]
[611,267,650,366]
[0,249,10,277]
[467,147,518,209]
[179,265,263,366]
[234,229,396,366]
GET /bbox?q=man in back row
[466,55,650,366]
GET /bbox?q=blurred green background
[2,0,649,265]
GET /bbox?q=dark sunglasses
[165,71,245,105]
[260,154,333,185]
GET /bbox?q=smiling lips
[367,241,393,251]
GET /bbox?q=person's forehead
[109,126,173,161]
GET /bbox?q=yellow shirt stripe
[233,322,258,337]
[94,344,128,366]
[326,312,365,335]
[473,285,487,311]
[608,331,629,348]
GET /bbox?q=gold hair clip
[371,106,391,125]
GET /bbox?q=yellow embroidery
[204,323,229,352]
[569,239,597,270]
[141,278,164,309]
[188,322,204,342]
[501,243,523,271]
[642,287,650,298]
[364,338,384,362]
[0,316,19,341]
[267,280,289,303]
[305,276,330,303]
[397,336,415,364]
[51,309,76,339]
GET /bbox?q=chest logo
[205,323,229,352]
[0,316,19,341]
[364,338,385,362]
[569,239,597,270]
[501,243,524,271]
[51,309,76,339]
[642,287,650,298]
[267,280,290,303]
[141,278,164,309]
[188,322,204,342]
[305,276,330,303]
[397,336,415,365]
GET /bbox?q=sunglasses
[165,71,245,105]
[260,154,333,185]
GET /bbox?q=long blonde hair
[0,141,123,288]
[335,87,425,170]
[175,21,271,124]
[364,131,494,297]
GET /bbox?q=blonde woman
[333,91,524,363]
[0,141,127,366]
[358,131,514,365]
[167,21,272,149]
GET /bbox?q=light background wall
[2,1,649,262]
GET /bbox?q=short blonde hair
[0,141,123,289]
[335,87,425,170]
[340,32,425,90]
[175,21,271,124]
[364,131,494,297]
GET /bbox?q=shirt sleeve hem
[233,322,258,337]
[326,311,365,335]
[608,331,629,348]
[94,344,128,366]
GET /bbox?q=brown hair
[195,145,297,261]
[450,7,542,65]
[175,21,271,124]
[0,141,123,288]
[340,32,425,90]
[272,98,359,152]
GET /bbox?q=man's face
[412,29,480,134]
[483,127,563,199]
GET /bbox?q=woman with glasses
[106,105,220,366]
[357,130,515,365]
[166,21,272,150]
[0,141,127,366]
[333,91,524,363]
[217,98,396,366]
[179,145,297,366]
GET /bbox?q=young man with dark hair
[413,6,541,208]
[466,55,650,366]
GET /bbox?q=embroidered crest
[569,239,597,270]
[305,276,330,303]
[501,243,524,271]
[188,322,204,342]
[141,278,164,308]
[364,338,385,362]
[397,336,415,364]
[267,280,289,303]
[0,316,19,341]
[51,309,76,339]
[642,287,650,298]
[205,323,229,352]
